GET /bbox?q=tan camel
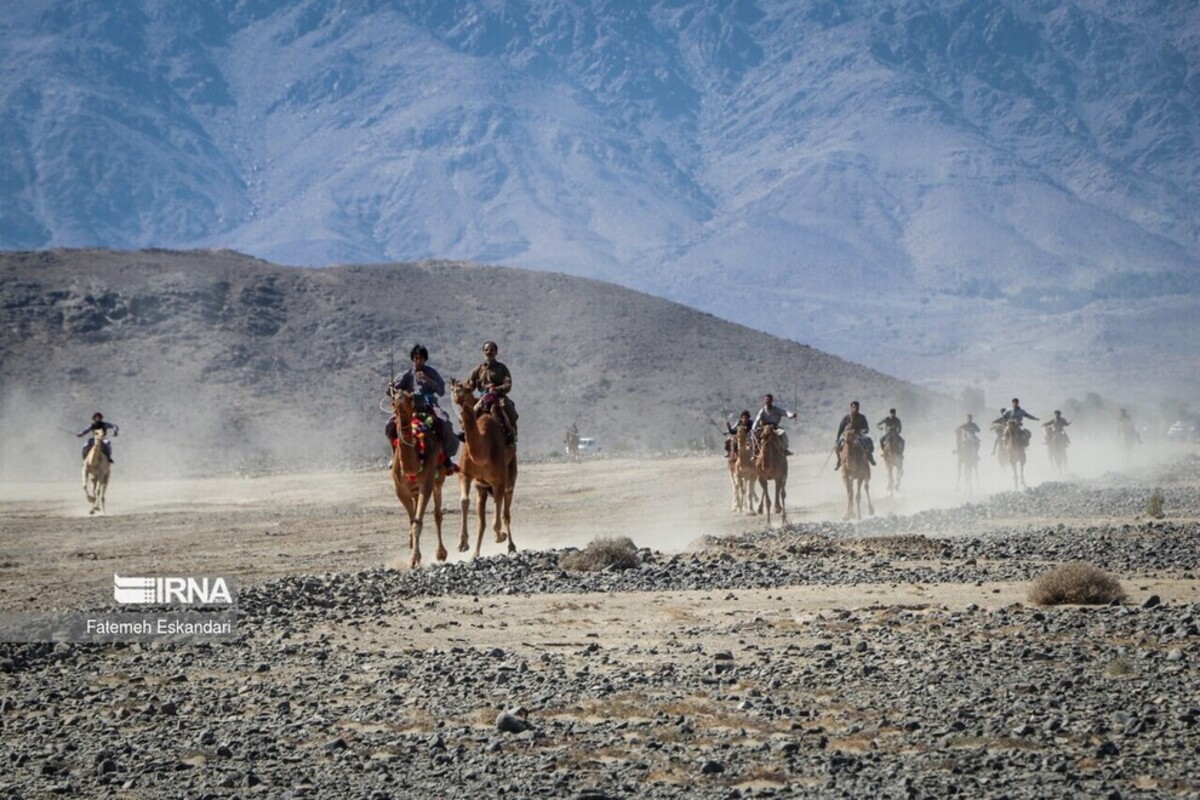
[727,428,758,513]
[564,428,580,463]
[956,428,980,494]
[754,425,788,525]
[451,379,517,558]
[1000,419,1028,490]
[390,390,447,568]
[840,428,874,520]
[82,429,110,516]
[881,435,904,496]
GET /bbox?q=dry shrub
[559,536,640,572]
[1028,562,1126,606]
[1146,488,1165,519]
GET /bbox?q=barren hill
[0,249,936,480]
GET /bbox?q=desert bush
[1029,562,1126,606]
[1104,655,1135,678]
[1146,488,1165,519]
[559,536,640,572]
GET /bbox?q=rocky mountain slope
[2,1,1197,394]
[0,249,935,479]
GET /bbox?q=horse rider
[724,410,754,457]
[834,400,876,469]
[78,412,118,463]
[994,398,1038,449]
[1043,410,1071,445]
[463,340,518,445]
[877,407,904,455]
[387,343,459,472]
[752,394,796,456]
[955,414,981,453]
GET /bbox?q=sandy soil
[1,441,1195,616]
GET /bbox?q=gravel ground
[2,456,1198,799]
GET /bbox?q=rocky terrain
[1,452,1196,798]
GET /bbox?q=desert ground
[1,439,1198,798]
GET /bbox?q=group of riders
[722,395,1143,466]
[383,340,519,474]
[722,395,899,469]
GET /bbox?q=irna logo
[113,574,234,606]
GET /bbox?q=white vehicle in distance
[566,436,602,456]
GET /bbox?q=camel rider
[752,394,796,456]
[998,398,1037,447]
[1043,410,1071,445]
[834,400,875,469]
[463,340,518,445]
[877,408,904,455]
[1118,408,1142,444]
[387,343,459,471]
[78,412,118,463]
[724,410,753,457]
[990,407,1008,455]
[955,415,981,452]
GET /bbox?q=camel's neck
[457,400,496,459]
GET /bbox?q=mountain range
[2,0,1198,399]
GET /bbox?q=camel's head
[449,378,474,408]
[93,428,105,440]
[390,387,415,419]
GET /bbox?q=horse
[880,433,904,496]
[82,429,110,516]
[1000,419,1029,490]
[955,429,980,494]
[727,427,758,514]
[390,389,447,568]
[1045,427,1068,475]
[840,428,874,520]
[451,379,518,559]
[754,425,787,525]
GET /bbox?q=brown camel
[82,429,110,516]
[840,428,874,520]
[451,379,518,558]
[390,390,447,568]
[727,428,758,513]
[1000,419,1028,490]
[956,428,980,494]
[754,425,788,525]
[881,435,904,496]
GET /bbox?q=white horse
[82,429,111,515]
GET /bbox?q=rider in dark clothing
[834,401,876,469]
[386,343,459,471]
[877,408,904,455]
[78,412,118,463]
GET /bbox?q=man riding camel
[387,343,459,472]
[834,400,876,469]
[994,398,1038,450]
[463,340,518,445]
[752,394,796,456]
[877,407,904,456]
[1043,410,1071,446]
[78,412,118,463]
[724,410,754,458]
[955,414,981,453]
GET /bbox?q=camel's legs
[502,486,516,553]
[473,484,491,559]
[410,488,432,568]
[490,480,507,544]
[432,483,447,562]
[458,475,473,552]
[864,480,874,517]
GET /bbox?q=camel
[840,428,874,520]
[565,428,580,463]
[754,425,787,525]
[82,429,110,516]
[1000,419,1029,490]
[1045,427,1068,475]
[1119,419,1140,460]
[727,428,758,513]
[880,435,904,496]
[390,390,447,568]
[956,429,981,494]
[451,379,517,559]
